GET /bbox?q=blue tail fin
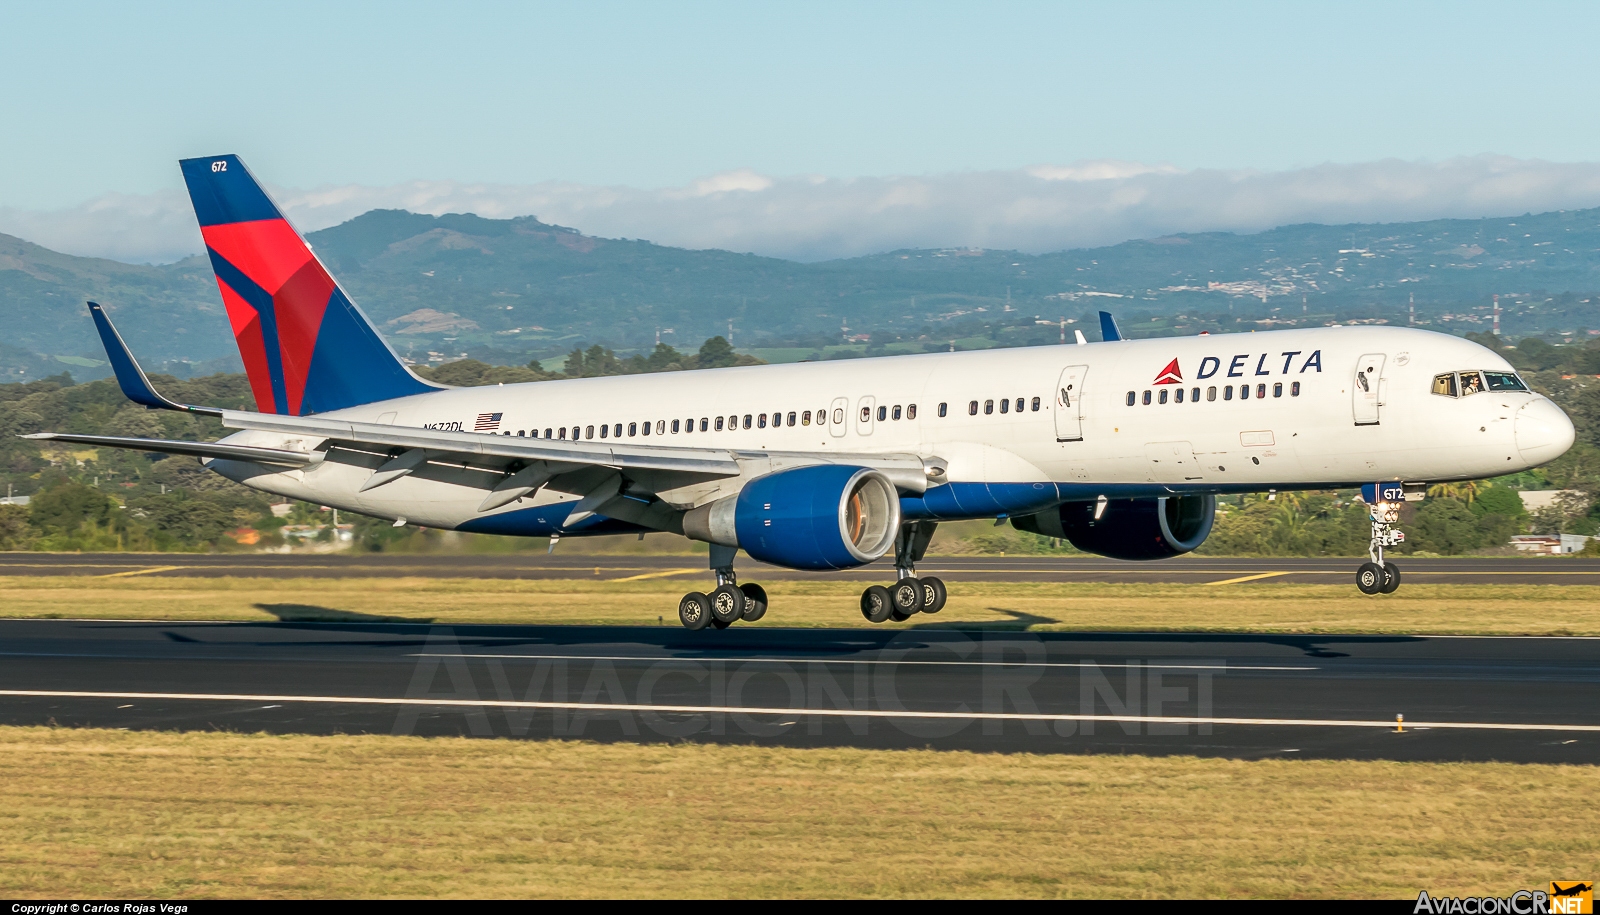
[1098,311,1123,342]
[179,154,438,415]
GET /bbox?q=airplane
[27,154,1577,628]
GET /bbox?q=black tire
[679,591,712,630]
[861,585,893,623]
[1380,562,1401,593]
[712,617,733,629]
[739,583,769,622]
[919,576,948,614]
[890,578,922,617]
[710,584,746,624]
[1356,562,1384,595]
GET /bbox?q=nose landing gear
[860,521,947,623]
[1357,495,1404,595]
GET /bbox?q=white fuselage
[213,325,1574,532]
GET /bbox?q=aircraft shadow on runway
[253,603,433,624]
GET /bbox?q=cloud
[7,155,1600,265]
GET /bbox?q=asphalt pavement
[2,619,1596,763]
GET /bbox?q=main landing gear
[1356,498,1404,595]
[861,521,947,624]
[679,544,769,630]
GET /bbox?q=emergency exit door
[1353,353,1386,425]
[1055,365,1088,441]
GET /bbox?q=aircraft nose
[1515,397,1575,466]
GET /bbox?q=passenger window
[698,418,707,432]
[1206,386,1216,402]
[969,400,979,415]
[1158,389,1168,404]
[1484,371,1526,392]
[1142,391,1151,405]
[801,411,810,426]
[1126,391,1136,406]
[629,422,637,436]
[599,424,608,439]
[985,399,995,414]
[1273,383,1283,398]
[939,402,948,417]
[585,426,593,439]
[544,428,552,438]
[1460,371,1484,395]
[1175,388,1185,403]
[759,414,768,428]
[517,430,525,437]
[1031,397,1040,412]
[656,420,666,435]
[1015,398,1024,413]
[1291,382,1300,397]
[685,418,694,434]
[1432,373,1457,397]
[1241,385,1251,400]
[907,404,917,419]
[1256,383,1266,399]
[716,416,725,431]
[1191,387,1199,402]
[833,408,844,424]
[892,405,902,420]
[999,399,1009,414]
[877,406,887,421]
[743,414,752,429]
[861,407,870,422]
[1224,386,1233,401]
[672,419,681,433]
[787,411,796,426]
[559,427,568,439]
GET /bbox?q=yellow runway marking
[1206,571,1292,586]
[608,568,701,582]
[95,566,182,579]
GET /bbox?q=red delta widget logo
[1152,359,1183,385]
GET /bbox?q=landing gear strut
[679,544,769,630]
[1357,499,1404,595]
[861,521,947,623]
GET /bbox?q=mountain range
[4,205,1600,382]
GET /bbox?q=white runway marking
[2,689,1596,732]
[411,653,1314,671]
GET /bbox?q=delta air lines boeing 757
[29,155,1577,628]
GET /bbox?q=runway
[2,551,1599,585]
[2,619,1597,763]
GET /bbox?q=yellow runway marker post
[607,568,701,583]
[1205,571,1292,586]
[95,566,183,579]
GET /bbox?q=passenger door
[1055,365,1088,442]
[1353,353,1386,425]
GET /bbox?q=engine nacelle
[683,464,900,570]
[1012,494,1216,560]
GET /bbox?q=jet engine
[1012,494,1216,560]
[683,464,900,570]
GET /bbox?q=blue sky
[4,0,1597,207]
[6,1,1600,262]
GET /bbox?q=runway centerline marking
[2,689,1595,732]
[95,566,182,579]
[1207,572,1293,586]
[607,569,702,582]
[414,653,1314,671]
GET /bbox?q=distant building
[1518,490,1586,513]
[1510,534,1591,554]
[0,495,29,507]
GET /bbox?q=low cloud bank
[7,155,1600,265]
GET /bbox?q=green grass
[7,576,1600,635]
[1,727,1593,898]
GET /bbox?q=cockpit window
[1431,373,1457,397]
[1484,371,1527,392]
[1459,371,1484,396]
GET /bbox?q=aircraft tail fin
[1098,311,1123,342]
[179,154,437,415]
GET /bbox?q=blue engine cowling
[1011,494,1216,560]
[682,464,901,570]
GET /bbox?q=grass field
[1,727,1593,898]
[5,575,1600,635]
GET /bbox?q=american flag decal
[474,412,503,432]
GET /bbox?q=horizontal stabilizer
[23,432,321,466]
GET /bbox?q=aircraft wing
[23,432,322,466]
